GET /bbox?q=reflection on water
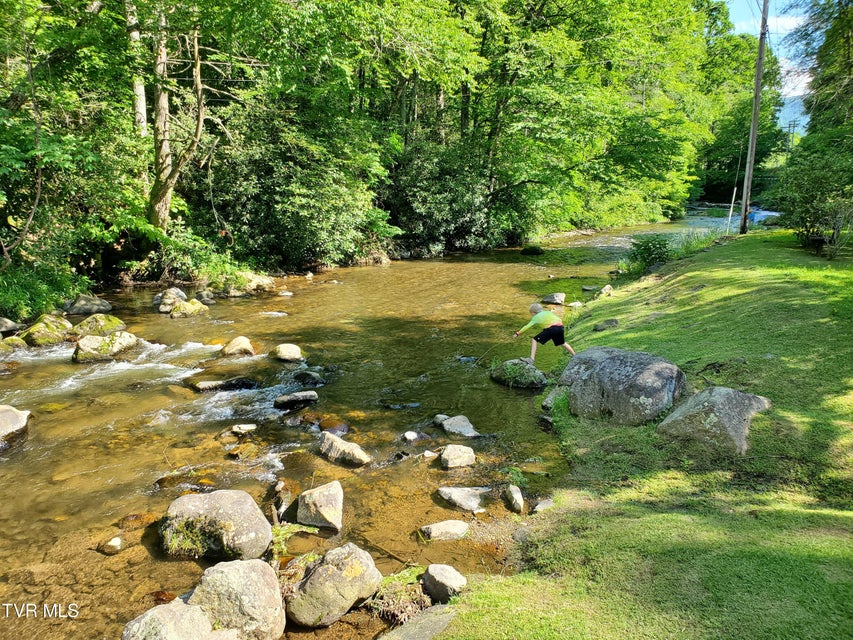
[0,218,721,638]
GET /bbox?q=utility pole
[739,0,770,234]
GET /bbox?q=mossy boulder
[19,314,72,346]
[160,489,272,560]
[3,336,27,349]
[489,359,547,388]
[170,299,210,318]
[70,313,127,337]
[72,331,139,363]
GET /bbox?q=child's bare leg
[530,339,538,361]
[563,343,576,356]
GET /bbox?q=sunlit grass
[443,230,852,640]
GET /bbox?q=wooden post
[739,0,770,234]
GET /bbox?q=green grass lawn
[443,230,852,640]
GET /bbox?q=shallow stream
[0,218,724,639]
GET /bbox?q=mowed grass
[443,231,852,640]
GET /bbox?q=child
[514,303,576,363]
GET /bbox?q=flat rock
[274,390,318,413]
[593,319,619,331]
[377,605,457,640]
[190,377,260,393]
[0,318,24,333]
[419,520,469,541]
[437,487,490,513]
[541,292,566,305]
[437,415,480,438]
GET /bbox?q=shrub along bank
[444,230,852,640]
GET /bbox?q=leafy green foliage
[0,261,88,321]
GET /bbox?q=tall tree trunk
[148,10,172,229]
[124,0,148,137]
[146,14,204,232]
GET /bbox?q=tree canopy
[0,0,790,318]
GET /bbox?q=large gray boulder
[567,348,686,425]
[121,599,239,640]
[0,405,30,452]
[72,331,139,363]
[297,480,344,530]
[285,543,382,628]
[318,431,373,466]
[64,294,112,315]
[187,560,286,640]
[489,359,548,388]
[19,314,72,346]
[160,490,272,560]
[658,386,772,455]
[541,292,566,305]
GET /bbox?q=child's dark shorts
[534,324,565,346]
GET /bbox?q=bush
[0,262,89,322]
[626,234,673,272]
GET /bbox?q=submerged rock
[0,405,30,452]
[436,415,481,438]
[658,386,772,456]
[285,543,382,628]
[187,559,286,640]
[160,489,272,560]
[170,299,210,318]
[437,487,490,513]
[419,520,469,541]
[541,292,566,305]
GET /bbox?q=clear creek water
[0,218,725,639]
